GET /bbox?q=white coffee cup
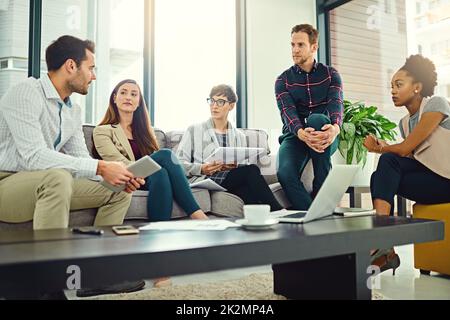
[243,205,270,225]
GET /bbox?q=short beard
[298,58,308,65]
[67,80,88,96]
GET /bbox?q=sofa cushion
[270,183,291,209]
[210,191,245,218]
[241,128,270,154]
[67,188,211,225]
[166,130,185,152]
[153,128,168,149]
[0,210,97,230]
[125,188,211,220]
[83,125,95,157]
[269,160,316,209]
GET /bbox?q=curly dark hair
[399,54,438,97]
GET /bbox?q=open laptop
[270,164,359,224]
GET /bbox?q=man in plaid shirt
[275,24,344,210]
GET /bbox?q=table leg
[348,188,362,208]
[272,252,372,300]
[397,196,408,217]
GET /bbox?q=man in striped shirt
[0,35,140,230]
[276,24,344,210]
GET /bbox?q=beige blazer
[93,124,135,166]
[401,97,450,179]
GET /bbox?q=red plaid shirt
[275,61,344,135]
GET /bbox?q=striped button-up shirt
[0,74,98,178]
[275,61,344,135]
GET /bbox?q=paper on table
[333,207,376,217]
[190,179,227,191]
[139,219,240,231]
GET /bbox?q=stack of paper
[334,207,376,217]
[189,179,227,191]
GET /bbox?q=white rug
[80,273,385,300]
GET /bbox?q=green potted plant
[333,100,398,185]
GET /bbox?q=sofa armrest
[253,154,278,184]
[263,173,278,185]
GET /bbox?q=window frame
[26,0,341,128]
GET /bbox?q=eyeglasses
[207,98,230,108]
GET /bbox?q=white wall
[246,0,316,153]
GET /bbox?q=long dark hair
[97,79,159,157]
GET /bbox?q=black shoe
[76,280,146,298]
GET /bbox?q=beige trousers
[0,169,131,230]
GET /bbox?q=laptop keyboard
[279,211,307,219]
[270,210,307,218]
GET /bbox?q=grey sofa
[0,125,315,230]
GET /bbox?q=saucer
[235,218,279,230]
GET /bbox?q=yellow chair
[413,203,450,276]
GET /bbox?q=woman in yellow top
[364,55,450,274]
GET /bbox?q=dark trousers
[145,149,201,222]
[277,114,339,210]
[371,153,450,215]
[221,165,283,212]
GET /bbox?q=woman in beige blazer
[363,55,450,274]
[93,79,208,222]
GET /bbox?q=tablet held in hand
[100,156,161,192]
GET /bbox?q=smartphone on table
[112,225,140,235]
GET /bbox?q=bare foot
[190,210,209,220]
[153,277,172,288]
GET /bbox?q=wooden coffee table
[0,215,443,299]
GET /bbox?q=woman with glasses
[177,84,283,212]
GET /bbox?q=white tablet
[100,156,162,192]
[204,147,265,164]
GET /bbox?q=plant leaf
[341,99,398,164]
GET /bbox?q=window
[431,43,438,55]
[384,0,393,14]
[0,0,29,98]
[330,0,450,126]
[0,60,8,70]
[41,0,144,124]
[154,0,236,131]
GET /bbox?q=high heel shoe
[371,248,401,275]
